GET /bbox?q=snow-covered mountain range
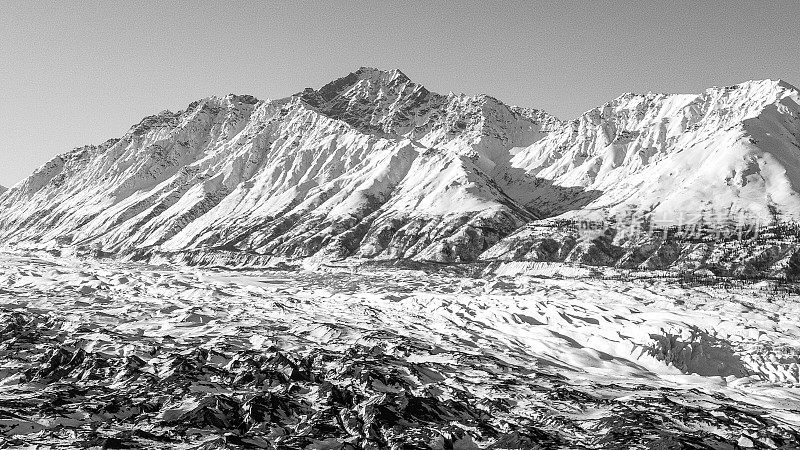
[2,68,800,274]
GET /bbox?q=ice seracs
[1,71,799,272]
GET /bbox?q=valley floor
[0,252,798,449]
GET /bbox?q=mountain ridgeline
[2,68,800,276]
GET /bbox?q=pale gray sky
[1,0,799,187]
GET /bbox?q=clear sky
[1,0,799,187]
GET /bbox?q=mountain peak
[354,66,410,82]
[294,67,562,147]
[293,67,437,135]
[703,78,799,97]
[315,67,415,102]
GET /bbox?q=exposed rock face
[1,70,800,273]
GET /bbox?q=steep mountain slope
[487,80,800,274]
[0,68,559,263]
[2,70,800,273]
[510,79,800,223]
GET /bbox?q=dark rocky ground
[0,307,797,449]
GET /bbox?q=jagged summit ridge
[1,70,799,272]
[297,66,441,136]
[297,67,559,142]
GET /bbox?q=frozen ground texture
[0,253,799,448]
[1,69,800,273]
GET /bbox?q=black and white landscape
[0,67,799,448]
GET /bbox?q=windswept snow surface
[1,253,798,448]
